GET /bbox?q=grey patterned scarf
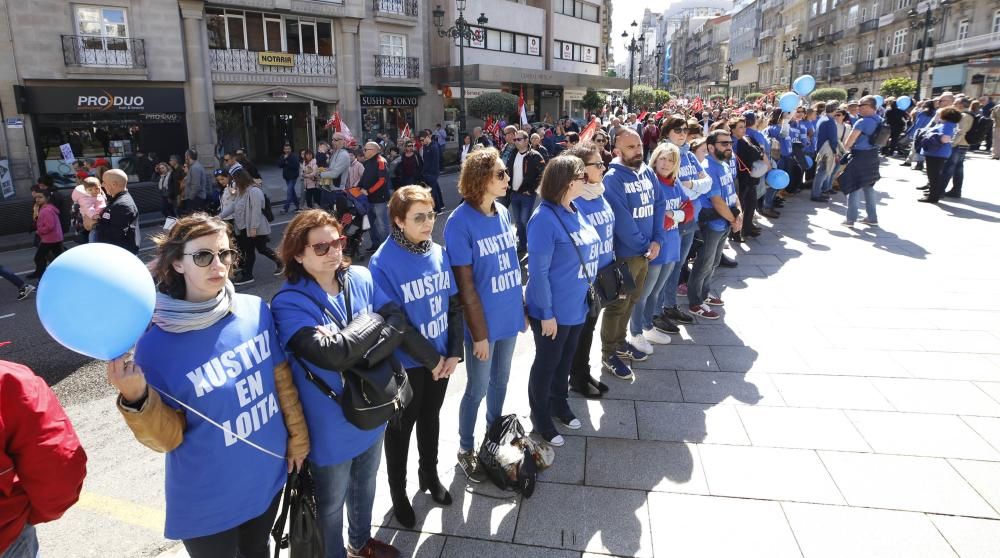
[152,280,236,333]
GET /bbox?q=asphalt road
[0,172,491,558]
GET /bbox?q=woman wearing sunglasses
[562,142,614,398]
[368,186,464,528]
[106,213,309,558]
[525,155,601,447]
[271,209,437,558]
[443,148,526,482]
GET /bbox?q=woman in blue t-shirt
[369,186,464,528]
[764,108,793,217]
[525,155,600,447]
[919,107,962,204]
[443,148,526,482]
[562,142,614,398]
[107,213,309,558]
[271,210,439,558]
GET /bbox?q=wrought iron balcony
[61,35,146,68]
[373,0,418,17]
[209,49,336,77]
[830,30,844,41]
[858,19,879,34]
[374,55,420,79]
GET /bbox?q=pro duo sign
[77,93,145,112]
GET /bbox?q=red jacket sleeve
[680,200,695,224]
[1,361,87,525]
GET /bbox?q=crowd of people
[4,87,996,558]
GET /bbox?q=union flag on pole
[518,86,529,126]
[325,112,356,147]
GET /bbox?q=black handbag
[592,260,637,307]
[272,469,324,558]
[274,271,413,431]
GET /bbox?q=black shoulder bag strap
[271,271,353,405]
[544,204,595,287]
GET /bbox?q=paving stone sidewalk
[160,154,1000,557]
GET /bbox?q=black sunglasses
[308,237,348,256]
[184,249,238,267]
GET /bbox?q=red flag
[637,111,648,122]
[691,97,704,113]
[579,117,599,142]
[518,86,528,126]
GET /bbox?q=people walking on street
[273,209,436,558]
[217,165,281,285]
[525,155,600,447]
[641,117,660,161]
[904,101,936,170]
[600,128,667,381]
[29,188,64,280]
[359,142,390,252]
[182,150,209,215]
[300,149,320,209]
[94,169,140,254]
[919,107,963,204]
[503,130,546,254]
[419,130,445,212]
[278,143,301,214]
[814,104,841,200]
[840,95,883,224]
[319,135,353,211]
[72,176,107,243]
[0,360,87,558]
[444,147,524,481]
[393,141,423,190]
[156,162,179,218]
[369,186,463,528]
[0,265,34,300]
[688,130,741,320]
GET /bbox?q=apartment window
[75,6,128,40]
[554,39,598,63]
[861,7,868,20]
[459,26,542,56]
[957,20,969,41]
[895,0,911,10]
[804,57,813,73]
[846,5,859,27]
[820,0,827,14]
[842,42,856,64]
[811,2,818,16]
[866,40,874,60]
[891,29,906,55]
[205,8,334,55]
[556,0,599,23]
[993,10,1000,34]
[380,33,406,57]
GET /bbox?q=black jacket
[503,148,546,195]
[95,190,139,253]
[735,135,765,192]
[278,153,301,181]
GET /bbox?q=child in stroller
[328,187,370,261]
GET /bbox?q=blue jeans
[368,202,388,249]
[687,225,729,308]
[508,192,535,252]
[813,160,834,198]
[662,223,697,308]
[458,335,517,451]
[528,319,584,438]
[631,261,676,335]
[940,146,966,194]
[1,524,38,558]
[0,265,25,289]
[311,437,384,558]
[284,178,300,211]
[846,186,878,223]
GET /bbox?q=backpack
[870,119,892,148]
[963,111,991,146]
[477,415,553,498]
[257,186,275,222]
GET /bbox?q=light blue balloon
[874,95,884,108]
[897,95,912,110]
[779,92,800,113]
[37,243,155,360]
[804,156,814,170]
[793,75,816,96]
[766,169,790,189]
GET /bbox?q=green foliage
[606,69,618,77]
[745,93,764,102]
[654,89,672,106]
[581,89,608,113]
[624,85,655,109]
[469,92,518,120]
[811,87,849,102]
[709,94,725,101]
[880,77,917,98]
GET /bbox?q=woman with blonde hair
[443,147,525,480]
[107,213,309,558]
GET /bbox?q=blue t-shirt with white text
[574,194,615,269]
[134,294,288,540]
[369,238,458,368]
[443,202,524,342]
[678,149,705,215]
[652,177,687,264]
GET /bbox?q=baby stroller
[329,189,370,261]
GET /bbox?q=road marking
[0,313,14,320]
[76,491,165,532]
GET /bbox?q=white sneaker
[558,416,582,430]
[546,434,565,447]
[643,328,672,345]
[628,334,655,355]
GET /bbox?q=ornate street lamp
[623,20,640,105]
[434,1,488,142]
[908,0,950,99]
[724,60,734,100]
[783,36,799,89]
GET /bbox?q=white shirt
[511,151,526,191]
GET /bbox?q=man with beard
[687,130,741,320]
[600,128,667,381]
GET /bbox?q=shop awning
[358,87,426,97]
[932,64,966,87]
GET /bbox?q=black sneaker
[663,305,694,324]
[652,314,680,334]
[602,354,634,381]
[16,284,35,301]
[233,274,255,286]
[456,449,486,483]
[273,264,284,276]
[719,255,738,268]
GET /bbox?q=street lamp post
[783,36,799,89]
[908,0,950,100]
[433,1,488,143]
[655,43,665,88]
[724,60,734,101]
[622,21,640,107]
